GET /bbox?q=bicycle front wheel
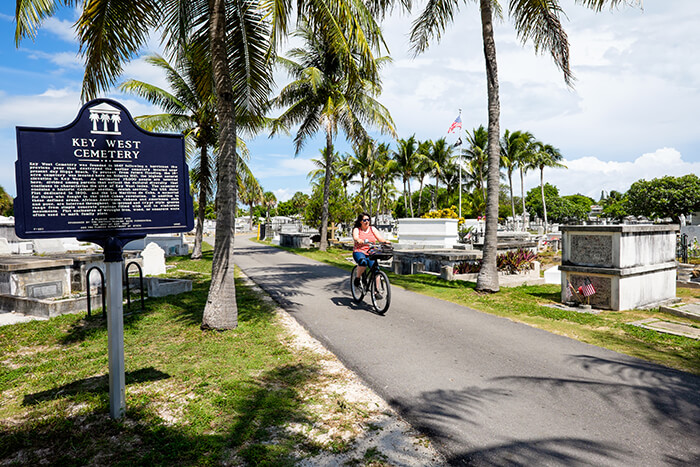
[350,266,365,302]
[370,270,391,314]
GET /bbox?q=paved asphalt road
[233,235,700,466]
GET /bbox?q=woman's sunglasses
[362,218,370,222]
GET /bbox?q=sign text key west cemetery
[14,98,194,418]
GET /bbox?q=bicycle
[350,243,393,314]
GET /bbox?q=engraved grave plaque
[570,234,613,267]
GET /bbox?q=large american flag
[581,277,596,297]
[448,115,462,134]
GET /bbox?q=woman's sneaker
[354,277,361,288]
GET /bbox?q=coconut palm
[393,135,425,217]
[239,175,263,231]
[427,138,454,211]
[500,130,534,225]
[410,0,634,292]
[261,191,277,221]
[271,21,396,250]
[370,142,395,222]
[15,0,275,331]
[464,125,489,204]
[532,142,567,231]
[414,140,435,217]
[119,50,217,261]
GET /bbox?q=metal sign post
[14,98,194,420]
[106,258,125,418]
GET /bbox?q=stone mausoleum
[560,225,678,310]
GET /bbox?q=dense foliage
[277,192,310,217]
[304,179,355,233]
[625,174,700,221]
[0,185,12,217]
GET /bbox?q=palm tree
[119,50,217,261]
[370,142,395,222]
[262,191,277,221]
[500,130,534,225]
[410,0,633,292]
[16,0,275,331]
[464,125,489,204]
[427,138,454,211]
[532,142,566,231]
[349,140,376,214]
[272,21,396,250]
[238,176,263,231]
[393,135,424,217]
[414,140,435,217]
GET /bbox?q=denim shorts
[353,251,376,269]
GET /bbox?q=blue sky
[1,1,699,203]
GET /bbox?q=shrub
[497,249,538,274]
[453,248,537,275]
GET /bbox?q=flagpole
[458,109,462,219]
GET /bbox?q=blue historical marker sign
[14,98,194,239]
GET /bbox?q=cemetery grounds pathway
[233,234,700,466]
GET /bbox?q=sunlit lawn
[0,245,380,465]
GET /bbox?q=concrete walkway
[234,235,700,466]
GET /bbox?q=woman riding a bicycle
[352,213,387,293]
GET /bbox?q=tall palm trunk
[319,128,333,251]
[417,177,425,217]
[520,167,527,231]
[476,0,500,293]
[191,145,210,260]
[407,177,414,217]
[540,167,548,232]
[508,171,515,222]
[202,0,238,330]
[432,177,439,211]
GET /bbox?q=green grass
[0,246,383,465]
[260,241,700,376]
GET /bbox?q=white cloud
[253,155,316,179]
[524,148,700,199]
[42,17,78,43]
[273,187,311,203]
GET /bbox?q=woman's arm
[371,226,386,243]
[352,227,361,244]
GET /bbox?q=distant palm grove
[14,0,640,327]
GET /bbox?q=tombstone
[32,238,67,255]
[560,225,678,310]
[544,265,560,284]
[0,238,11,256]
[0,257,72,299]
[140,243,166,276]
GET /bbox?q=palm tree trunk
[202,0,238,330]
[407,176,414,217]
[432,176,438,211]
[476,0,500,293]
[520,167,527,231]
[540,167,548,232]
[508,171,515,224]
[319,129,333,251]
[403,177,408,216]
[192,145,209,260]
[417,177,425,217]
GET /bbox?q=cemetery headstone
[0,238,11,256]
[141,242,166,276]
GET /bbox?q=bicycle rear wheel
[370,270,391,314]
[350,266,365,302]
